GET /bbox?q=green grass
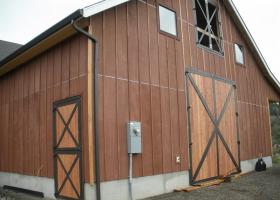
[273,147,280,164]
[273,155,280,164]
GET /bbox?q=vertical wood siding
[90,0,280,182]
[0,35,90,183]
[0,0,279,183]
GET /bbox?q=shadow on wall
[269,101,280,164]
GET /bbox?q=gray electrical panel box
[127,121,142,154]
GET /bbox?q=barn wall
[0,34,91,183]
[90,0,280,182]
[90,0,189,182]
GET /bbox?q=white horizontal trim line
[97,74,185,92]
[237,100,268,109]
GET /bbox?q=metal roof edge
[0,9,83,67]
[82,0,131,17]
[224,0,280,94]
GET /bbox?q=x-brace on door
[186,68,241,185]
[53,96,84,200]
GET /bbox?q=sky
[0,0,280,81]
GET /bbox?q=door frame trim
[186,67,236,85]
[53,95,84,200]
[185,67,241,185]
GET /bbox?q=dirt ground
[1,165,279,200]
[145,164,280,200]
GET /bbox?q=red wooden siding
[0,35,90,183]
[90,0,280,182]
[0,0,279,184]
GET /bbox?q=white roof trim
[82,0,131,17]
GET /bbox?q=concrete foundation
[0,156,273,200]
[240,156,272,173]
[85,170,189,200]
[0,172,54,198]
[0,171,189,200]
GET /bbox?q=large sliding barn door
[53,96,84,200]
[186,69,241,185]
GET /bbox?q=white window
[234,44,244,65]
[159,5,177,37]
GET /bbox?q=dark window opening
[209,3,219,36]
[194,0,223,53]
[212,38,220,52]
[198,32,209,47]
[195,0,207,30]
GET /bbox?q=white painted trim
[82,0,131,17]
[241,156,272,173]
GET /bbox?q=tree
[270,102,280,145]
[270,102,280,163]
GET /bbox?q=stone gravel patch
[145,165,280,200]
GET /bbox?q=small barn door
[53,96,84,200]
[186,68,241,185]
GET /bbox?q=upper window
[234,43,245,65]
[194,0,223,53]
[158,5,177,37]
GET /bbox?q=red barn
[0,0,279,199]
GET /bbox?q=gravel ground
[145,164,280,200]
[1,165,279,200]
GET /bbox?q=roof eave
[0,9,84,69]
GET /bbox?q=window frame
[193,0,224,55]
[234,43,245,66]
[157,4,179,40]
